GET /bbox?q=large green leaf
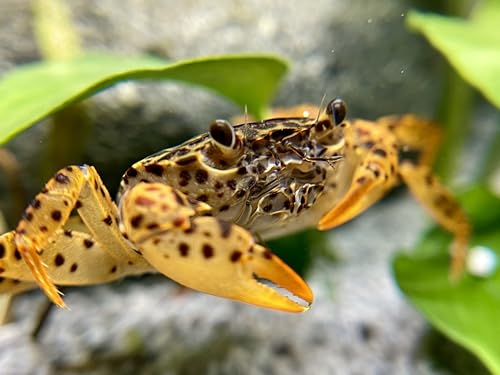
[0,53,288,144]
[407,0,500,109]
[394,185,500,374]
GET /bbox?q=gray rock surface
[0,0,461,374]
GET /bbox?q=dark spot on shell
[195,169,209,184]
[83,239,94,249]
[179,243,189,256]
[75,200,82,209]
[230,250,242,262]
[39,225,48,232]
[70,263,78,272]
[146,223,159,230]
[202,244,214,258]
[219,204,230,212]
[103,215,113,225]
[31,198,41,209]
[55,173,70,184]
[237,166,247,175]
[54,253,65,266]
[131,214,144,228]
[14,250,21,261]
[145,163,164,176]
[263,250,273,260]
[51,210,62,221]
[110,265,117,273]
[0,244,5,258]
[126,167,138,177]
[23,211,33,221]
[64,230,72,237]
[373,148,387,158]
[214,181,223,190]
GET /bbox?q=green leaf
[0,53,288,145]
[394,185,500,374]
[407,1,500,109]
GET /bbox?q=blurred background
[0,0,498,374]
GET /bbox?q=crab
[0,99,470,313]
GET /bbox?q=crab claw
[134,217,313,312]
[121,183,313,312]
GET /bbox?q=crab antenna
[314,92,328,124]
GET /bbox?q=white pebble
[467,245,498,277]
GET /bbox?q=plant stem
[435,69,474,183]
[434,0,477,183]
[32,0,92,180]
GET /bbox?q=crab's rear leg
[120,183,313,312]
[379,115,470,276]
[399,163,470,277]
[13,165,147,307]
[377,115,442,167]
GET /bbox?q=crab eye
[209,119,236,149]
[326,98,347,126]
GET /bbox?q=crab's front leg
[12,165,147,306]
[318,120,400,229]
[120,183,313,312]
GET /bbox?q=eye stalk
[326,98,347,126]
[209,119,236,149]
[208,119,242,161]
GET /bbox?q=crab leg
[376,115,442,167]
[120,182,313,312]
[399,163,470,277]
[0,229,152,294]
[318,123,400,229]
[13,165,147,307]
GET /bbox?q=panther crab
[0,99,469,312]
